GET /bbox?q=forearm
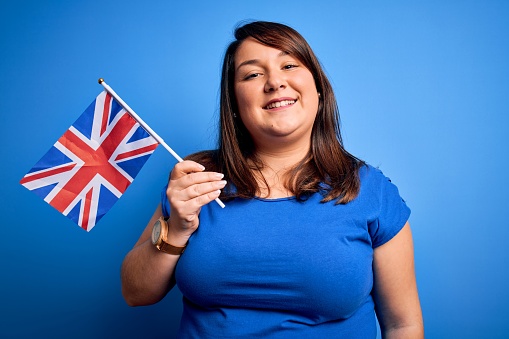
[121,239,180,306]
[120,161,223,306]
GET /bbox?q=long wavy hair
[187,21,363,204]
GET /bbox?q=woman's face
[234,38,319,150]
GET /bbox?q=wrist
[151,217,188,255]
[167,216,196,247]
[166,228,192,248]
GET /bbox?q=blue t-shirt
[161,165,410,338]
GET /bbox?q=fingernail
[215,173,224,179]
[199,164,206,170]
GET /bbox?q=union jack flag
[20,91,159,231]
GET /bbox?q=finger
[180,180,227,201]
[169,179,226,205]
[184,188,222,210]
[170,160,205,180]
[176,171,225,190]
[167,174,226,203]
[168,185,223,226]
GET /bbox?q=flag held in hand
[20,91,159,231]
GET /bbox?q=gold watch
[151,217,187,255]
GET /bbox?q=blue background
[1,1,508,338]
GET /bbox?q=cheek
[301,82,319,113]
[234,87,256,129]
[309,92,320,114]
[295,72,318,102]
[234,86,252,112]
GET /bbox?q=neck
[254,137,311,172]
[251,140,311,199]
[255,148,308,173]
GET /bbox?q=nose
[264,72,286,93]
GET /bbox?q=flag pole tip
[98,78,104,84]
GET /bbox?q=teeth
[266,100,295,109]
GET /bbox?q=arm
[120,204,179,306]
[372,222,424,339]
[120,161,226,306]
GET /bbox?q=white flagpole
[98,78,225,209]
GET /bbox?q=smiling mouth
[264,99,296,110]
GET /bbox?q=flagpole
[98,78,225,209]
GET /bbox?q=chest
[175,197,376,321]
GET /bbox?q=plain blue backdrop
[1,0,508,338]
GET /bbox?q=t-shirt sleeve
[368,169,411,248]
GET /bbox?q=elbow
[124,299,138,307]
[121,282,165,307]
[120,271,151,307]
[120,248,175,307]
[123,296,138,308]
[120,257,154,307]
[381,322,424,339]
[122,287,153,307]
[122,285,143,307]
[121,281,159,307]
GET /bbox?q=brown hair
[187,21,363,204]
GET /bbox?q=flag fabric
[20,91,159,231]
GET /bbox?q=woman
[121,21,423,338]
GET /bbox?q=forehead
[234,38,290,67]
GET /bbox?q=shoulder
[358,164,393,194]
[357,164,411,247]
[355,163,410,219]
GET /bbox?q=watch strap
[155,217,187,255]
[158,241,187,255]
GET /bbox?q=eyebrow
[236,51,289,71]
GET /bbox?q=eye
[243,72,261,80]
[283,64,298,70]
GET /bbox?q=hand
[166,160,226,244]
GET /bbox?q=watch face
[151,220,161,245]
